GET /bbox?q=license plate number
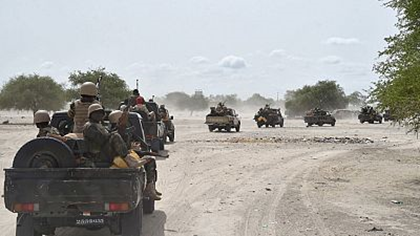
[75,218,104,226]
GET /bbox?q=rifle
[96,75,103,102]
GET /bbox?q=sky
[0,0,397,100]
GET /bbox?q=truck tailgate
[205,116,230,124]
[4,168,144,215]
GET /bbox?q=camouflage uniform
[68,99,100,133]
[37,126,60,137]
[83,121,128,165]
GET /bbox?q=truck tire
[265,124,269,128]
[16,214,42,236]
[280,121,284,128]
[13,137,76,168]
[226,125,231,132]
[143,198,155,214]
[121,203,143,236]
[317,122,324,126]
[208,126,215,132]
[168,131,175,142]
[331,122,335,127]
[235,124,240,132]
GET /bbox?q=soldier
[159,104,169,121]
[68,82,100,133]
[34,110,61,138]
[128,89,140,108]
[108,110,162,199]
[84,105,161,200]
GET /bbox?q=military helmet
[87,104,104,117]
[80,82,97,96]
[108,110,123,124]
[34,110,50,124]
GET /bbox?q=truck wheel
[208,126,215,132]
[379,119,382,124]
[265,124,269,128]
[169,131,175,142]
[280,122,284,128]
[318,123,324,126]
[143,198,155,214]
[16,214,42,236]
[159,139,164,150]
[226,126,231,132]
[331,122,335,127]
[235,124,240,132]
[121,203,143,236]
[257,123,262,128]
[13,137,76,168]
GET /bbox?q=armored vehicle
[4,111,156,236]
[254,106,284,128]
[205,103,241,132]
[383,109,394,122]
[358,106,382,124]
[304,108,336,127]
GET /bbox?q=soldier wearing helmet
[68,82,100,133]
[108,110,162,200]
[34,110,60,137]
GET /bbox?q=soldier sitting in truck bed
[83,104,161,201]
[108,110,162,200]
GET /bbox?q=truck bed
[4,168,145,216]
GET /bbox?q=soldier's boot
[145,183,161,201]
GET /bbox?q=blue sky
[0,0,397,99]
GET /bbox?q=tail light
[105,202,130,212]
[13,203,39,212]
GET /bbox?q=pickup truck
[4,112,154,236]
[205,109,241,132]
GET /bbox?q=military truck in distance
[206,103,241,132]
[254,106,284,128]
[304,108,336,127]
[4,112,155,236]
[358,106,383,124]
[383,109,394,122]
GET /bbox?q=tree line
[0,68,368,116]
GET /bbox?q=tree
[66,68,130,109]
[188,91,209,115]
[162,92,191,110]
[245,93,275,107]
[285,80,348,116]
[0,74,65,114]
[371,0,420,132]
[347,91,367,107]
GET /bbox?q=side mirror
[170,116,174,120]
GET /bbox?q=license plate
[75,218,105,226]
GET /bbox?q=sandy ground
[1,115,420,236]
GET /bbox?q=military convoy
[205,103,241,132]
[358,105,383,124]
[4,111,155,236]
[254,105,284,128]
[304,108,336,127]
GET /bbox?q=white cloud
[40,61,54,69]
[189,56,210,64]
[320,55,342,65]
[269,49,286,57]
[218,55,247,69]
[325,37,361,45]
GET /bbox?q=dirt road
[1,117,420,236]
